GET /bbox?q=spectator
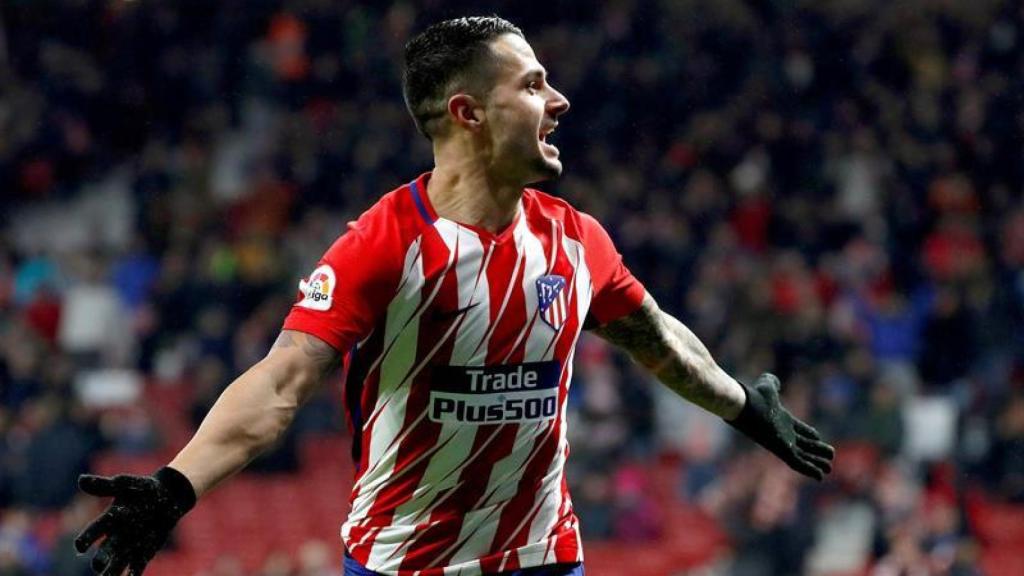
[8,396,93,510]
[0,509,46,576]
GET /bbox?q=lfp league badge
[536,275,568,330]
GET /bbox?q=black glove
[75,467,197,575]
[727,373,835,481]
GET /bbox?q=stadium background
[1,0,1023,574]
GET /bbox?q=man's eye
[527,81,540,92]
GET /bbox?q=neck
[428,140,523,234]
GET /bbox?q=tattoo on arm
[271,330,342,377]
[591,294,674,371]
[591,293,745,419]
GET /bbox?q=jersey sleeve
[281,220,401,352]
[578,212,646,326]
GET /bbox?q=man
[75,16,834,576]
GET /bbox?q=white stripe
[348,236,458,503]
[349,307,465,511]
[527,231,590,549]
[342,238,427,544]
[564,234,593,339]
[370,222,493,571]
[442,214,567,565]
[525,345,577,549]
[442,559,482,576]
[500,214,558,363]
[449,420,557,561]
[471,246,524,358]
[542,537,556,565]
[346,231,471,548]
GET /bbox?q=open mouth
[539,124,558,150]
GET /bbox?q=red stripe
[346,286,403,548]
[350,228,462,565]
[487,219,578,557]
[504,550,521,571]
[400,238,528,570]
[547,246,586,564]
[517,231,586,558]
[479,554,505,574]
[487,247,529,364]
[385,238,497,567]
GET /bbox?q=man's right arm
[74,330,340,575]
[168,329,341,496]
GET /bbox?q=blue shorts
[344,553,585,576]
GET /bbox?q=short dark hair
[403,16,524,140]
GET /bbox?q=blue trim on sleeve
[410,180,434,225]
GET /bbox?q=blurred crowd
[2,0,1023,574]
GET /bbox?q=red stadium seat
[980,545,1024,576]
[966,492,1024,547]
[91,452,168,476]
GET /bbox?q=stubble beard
[529,156,562,183]
[492,131,564,186]
[523,142,563,185]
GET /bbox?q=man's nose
[548,88,570,117]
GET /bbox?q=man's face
[479,34,571,185]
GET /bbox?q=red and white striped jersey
[283,172,645,575]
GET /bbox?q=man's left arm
[590,291,835,480]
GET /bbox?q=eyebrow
[521,68,547,82]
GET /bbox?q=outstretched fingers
[796,435,835,460]
[75,514,114,554]
[79,475,119,498]
[94,535,128,576]
[799,450,833,476]
[786,455,825,481]
[793,419,822,440]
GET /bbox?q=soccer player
[75,16,834,576]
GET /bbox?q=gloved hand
[727,373,835,480]
[75,467,197,575]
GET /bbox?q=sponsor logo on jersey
[297,264,335,311]
[429,361,561,425]
[536,275,568,330]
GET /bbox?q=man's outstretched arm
[74,330,340,575]
[590,292,746,419]
[590,292,834,480]
[167,330,341,495]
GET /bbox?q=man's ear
[447,94,484,131]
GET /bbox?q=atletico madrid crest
[536,275,568,330]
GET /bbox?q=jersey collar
[410,171,523,244]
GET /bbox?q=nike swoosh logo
[433,302,481,321]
